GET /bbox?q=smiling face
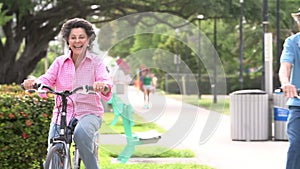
[68,28,90,57]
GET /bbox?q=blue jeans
[48,114,102,169]
[286,106,300,169]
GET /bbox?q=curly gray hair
[61,18,96,50]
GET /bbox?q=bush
[0,84,53,169]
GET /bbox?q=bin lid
[230,89,267,95]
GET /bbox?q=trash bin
[230,89,269,141]
[273,94,289,141]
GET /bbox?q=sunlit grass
[165,94,230,115]
[101,112,165,134]
[89,100,216,169]
[99,146,214,169]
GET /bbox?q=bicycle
[21,83,100,169]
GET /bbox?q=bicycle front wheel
[44,144,69,169]
[73,147,81,169]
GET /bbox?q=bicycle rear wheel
[44,144,69,169]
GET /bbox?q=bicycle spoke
[44,144,66,169]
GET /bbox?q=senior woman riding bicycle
[22,18,112,169]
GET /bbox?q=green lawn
[96,112,215,169]
[99,146,214,169]
[101,111,166,134]
[165,94,230,115]
[94,92,228,168]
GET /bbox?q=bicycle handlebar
[21,83,102,145]
[274,88,284,94]
[274,88,300,98]
[21,83,97,96]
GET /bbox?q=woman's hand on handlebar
[93,82,110,95]
[22,79,37,90]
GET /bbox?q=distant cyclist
[22,18,112,169]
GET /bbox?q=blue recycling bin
[274,106,289,140]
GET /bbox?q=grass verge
[97,112,215,168]
[164,94,230,115]
[101,111,165,134]
[99,146,214,169]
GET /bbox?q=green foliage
[100,1,300,94]
[0,84,54,169]
[1,0,34,19]
[0,83,24,93]
[0,85,213,169]
[0,3,12,26]
[1,0,297,88]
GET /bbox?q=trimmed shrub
[0,84,53,169]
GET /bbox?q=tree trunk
[0,18,51,84]
[0,46,48,84]
[0,1,92,84]
[0,0,214,85]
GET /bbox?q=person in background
[151,73,158,93]
[22,18,112,169]
[142,68,152,109]
[138,64,146,92]
[278,8,300,169]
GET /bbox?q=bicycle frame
[51,90,72,169]
[22,84,96,169]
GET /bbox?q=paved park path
[104,86,289,169]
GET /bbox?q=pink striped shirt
[38,51,112,124]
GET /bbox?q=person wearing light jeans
[23,18,112,169]
[279,8,300,169]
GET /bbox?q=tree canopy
[0,0,299,88]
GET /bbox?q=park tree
[0,0,95,84]
[1,0,297,86]
[0,0,244,84]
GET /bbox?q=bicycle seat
[68,118,78,133]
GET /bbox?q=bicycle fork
[73,144,81,169]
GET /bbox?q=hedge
[0,84,53,169]
[163,74,264,95]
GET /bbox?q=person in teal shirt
[142,68,153,109]
[279,8,300,169]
